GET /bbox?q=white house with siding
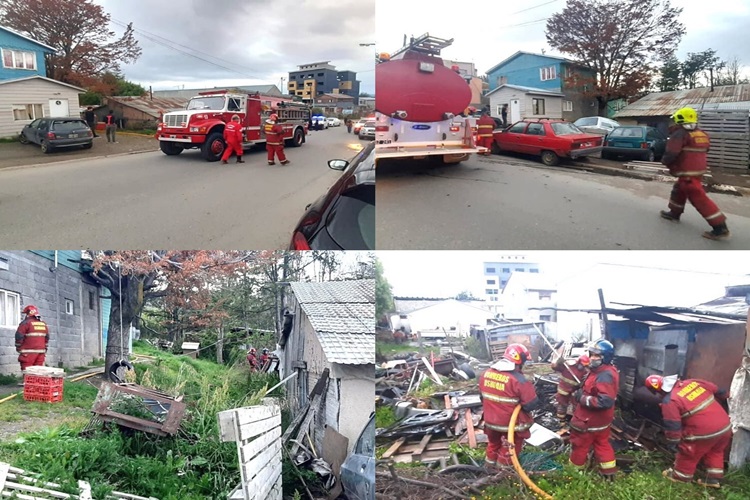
[280,280,374,454]
[485,84,564,124]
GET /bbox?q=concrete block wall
[0,251,101,375]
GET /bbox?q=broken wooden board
[389,437,454,464]
[465,409,477,449]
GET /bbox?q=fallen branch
[378,463,471,499]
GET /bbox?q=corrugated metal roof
[106,96,189,118]
[393,297,449,314]
[614,84,750,118]
[290,280,375,365]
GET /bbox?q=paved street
[0,126,364,249]
[376,153,750,249]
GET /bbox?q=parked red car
[491,118,603,166]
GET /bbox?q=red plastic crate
[24,374,64,388]
[23,375,64,403]
[23,390,63,403]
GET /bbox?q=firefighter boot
[703,222,730,241]
[221,160,228,164]
[281,160,290,165]
[660,210,680,222]
[696,478,721,489]
[236,156,245,164]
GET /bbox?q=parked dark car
[492,118,603,166]
[602,125,667,162]
[290,142,375,250]
[19,117,94,153]
[340,412,375,500]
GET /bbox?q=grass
[377,341,441,358]
[122,129,157,136]
[0,373,21,385]
[0,340,282,499]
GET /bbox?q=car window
[365,121,375,127]
[508,122,527,133]
[324,184,374,250]
[355,417,375,455]
[526,123,545,135]
[27,119,41,129]
[550,122,582,135]
[575,117,597,126]
[52,120,88,131]
[603,119,619,128]
[610,127,642,138]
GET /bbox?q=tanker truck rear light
[418,62,435,73]
[449,126,460,132]
[375,125,389,132]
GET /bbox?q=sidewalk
[0,132,158,170]
[570,156,750,196]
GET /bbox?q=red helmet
[269,113,278,121]
[23,305,39,317]
[503,343,530,365]
[249,348,256,354]
[645,374,664,392]
[578,354,590,367]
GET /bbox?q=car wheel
[540,150,560,166]
[201,131,225,162]
[490,140,501,155]
[82,142,93,149]
[40,140,54,154]
[160,141,184,156]
[644,150,655,162]
[18,133,29,145]
[601,151,613,160]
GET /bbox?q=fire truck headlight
[190,127,200,132]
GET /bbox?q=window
[486,267,496,273]
[526,123,545,135]
[89,291,95,310]
[65,299,74,315]
[564,66,573,79]
[509,122,527,133]
[563,101,573,112]
[496,75,508,86]
[2,49,36,70]
[540,315,552,321]
[502,268,510,273]
[539,291,553,300]
[530,269,539,273]
[540,66,557,81]
[485,289,494,295]
[1,290,21,327]
[501,280,508,287]
[228,98,241,111]
[486,279,496,285]
[515,268,525,272]
[532,98,545,115]
[491,297,498,302]
[12,104,44,121]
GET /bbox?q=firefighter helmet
[671,107,698,125]
[231,114,240,122]
[578,354,590,367]
[645,374,678,393]
[503,343,530,365]
[588,339,615,364]
[262,348,269,355]
[249,348,256,354]
[22,305,39,317]
[269,113,278,121]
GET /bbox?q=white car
[326,117,341,127]
[573,116,620,137]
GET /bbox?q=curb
[569,160,749,197]
[0,148,158,172]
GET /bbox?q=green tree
[658,55,682,91]
[455,290,479,301]
[682,49,721,88]
[375,257,394,322]
[546,0,685,115]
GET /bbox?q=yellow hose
[508,404,554,499]
[0,392,20,404]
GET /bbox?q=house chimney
[149,86,153,101]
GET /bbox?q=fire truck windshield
[186,96,226,111]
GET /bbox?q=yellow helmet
[671,107,698,125]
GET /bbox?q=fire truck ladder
[390,33,454,59]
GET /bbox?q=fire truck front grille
[165,114,188,128]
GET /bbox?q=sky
[94,0,376,94]
[378,251,750,309]
[375,0,750,79]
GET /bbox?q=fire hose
[508,404,554,500]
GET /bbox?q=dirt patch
[0,133,158,170]
[0,407,91,442]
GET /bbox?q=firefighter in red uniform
[551,354,589,423]
[264,113,290,166]
[479,343,540,468]
[259,348,270,371]
[15,305,50,371]
[569,339,619,479]
[476,110,495,155]
[645,374,731,489]
[659,106,730,240]
[247,348,258,372]
[221,115,245,164]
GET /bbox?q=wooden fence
[698,110,750,170]
[218,399,283,500]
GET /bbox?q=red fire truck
[375,33,485,164]
[155,90,310,161]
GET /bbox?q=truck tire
[541,150,560,166]
[287,128,304,147]
[160,141,183,156]
[202,131,225,162]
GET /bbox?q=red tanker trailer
[375,33,485,163]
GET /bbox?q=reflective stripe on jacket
[660,379,730,442]
[15,318,49,352]
[479,367,539,431]
[570,364,619,431]
[264,121,284,145]
[661,127,710,177]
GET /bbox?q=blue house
[484,51,598,122]
[0,251,109,375]
[0,26,85,138]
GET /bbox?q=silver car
[340,413,374,500]
[573,116,620,137]
[358,121,376,140]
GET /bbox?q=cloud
[95,0,375,92]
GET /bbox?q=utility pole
[280,77,285,94]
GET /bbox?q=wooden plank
[412,434,432,461]
[444,394,452,409]
[466,409,477,449]
[236,413,281,442]
[239,426,282,465]
[244,451,282,500]
[381,437,406,459]
[0,462,7,492]
[78,481,92,500]
[289,393,322,456]
[421,357,443,385]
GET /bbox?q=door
[49,98,69,117]
[246,98,262,141]
[510,99,521,123]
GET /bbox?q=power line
[511,0,559,15]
